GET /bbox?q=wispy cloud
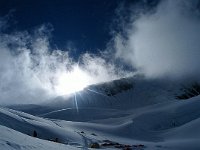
[0,17,130,104]
[2,0,199,104]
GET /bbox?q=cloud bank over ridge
[1,0,200,104]
[114,0,200,79]
[0,21,129,104]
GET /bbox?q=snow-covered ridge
[1,96,200,149]
[175,82,200,100]
[9,76,186,115]
[2,76,200,149]
[86,77,134,96]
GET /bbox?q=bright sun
[55,66,91,95]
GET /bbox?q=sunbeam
[87,88,108,97]
[74,93,79,113]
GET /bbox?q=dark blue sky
[0,0,158,55]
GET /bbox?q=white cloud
[114,0,200,79]
[0,21,130,104]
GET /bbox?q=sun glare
[55,66,91,95]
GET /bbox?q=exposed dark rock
[90,142,100,148]
[176,82,200,100]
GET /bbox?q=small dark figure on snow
[33,130,37,137]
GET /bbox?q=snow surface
[1,77,200,150]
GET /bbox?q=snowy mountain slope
[58,77,181,110]
[39,108,129,122]
[0,125,77,150]
[11,76,183,115]
[51,96,200,140]
[0,107,83,145]
[1,95,200,149]
[2,76,200,149]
